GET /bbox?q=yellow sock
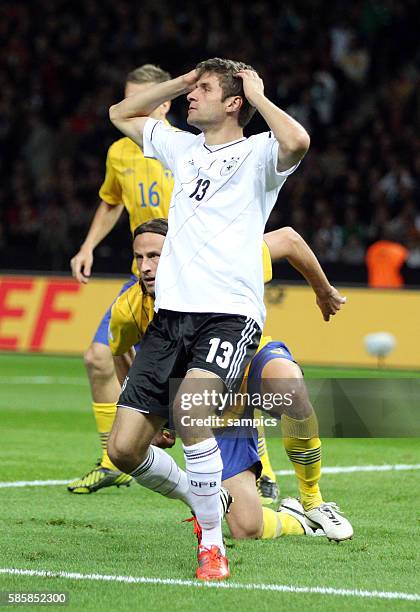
[92,402,118,471]
[278,511,305,535]
[282,413,323,511]
[261,507,282,538]
[256,412,276,481]
[261,507,304,538]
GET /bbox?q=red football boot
[196,545,230,581]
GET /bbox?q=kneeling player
[108,218,352,542]
[221,340,353,541]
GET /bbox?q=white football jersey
[143,118,299,329]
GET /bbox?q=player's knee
[271,358,301,380]
[84,343,113,378]
[264,359,313,419]
[107,436,145,473]
[228,520,261,540]
[107,445,134,473]
[227,510,262,539]
[281,366,312,418]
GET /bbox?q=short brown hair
[133,218,168,239]
[126,64,171,85]
[195,58,257,128]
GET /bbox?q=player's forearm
[287,233,332,297]
[252,93,310,169]
[109,77,188,122]
[82,201,124,252]
[266,227,331,296]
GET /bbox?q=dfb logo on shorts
[190,480,217,488]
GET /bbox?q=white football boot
[305,502,353,542]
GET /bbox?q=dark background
[1,0,419,285]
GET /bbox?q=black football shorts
[117,309,261,419]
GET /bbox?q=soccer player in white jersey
[107,57,310,580]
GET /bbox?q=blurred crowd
[0,0,419,280]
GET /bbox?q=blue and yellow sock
[256,411,277,482]
[281,413,323,511]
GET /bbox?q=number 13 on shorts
[206,337,234,369]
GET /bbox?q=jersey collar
[203,137,247,153]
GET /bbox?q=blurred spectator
[366,231,408,288]
[338,35,370,84]
[341,235,365,265]
[6,196,40,248]
[406,237,420,269]
[37,202,70,271]
[310,70,337,126]
[342,207,366,244]
[387,201,418,244]
[311,211,343,263]
[0,222,6,252]
[23,113,56,189]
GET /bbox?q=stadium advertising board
[264,284,420,369]
[0,275,419,368]
[0,275,122,353]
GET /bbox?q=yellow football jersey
[260,240,272,349]
[108,282,155,356]
[99,136,174,275]
[262,240,272,284]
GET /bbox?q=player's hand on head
[70,248,93,284]
[234,70,264,106]
[181,69,199,91]
[316,285,347,322]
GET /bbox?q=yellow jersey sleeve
[99,137,173,228]
[99,146,123,205]
[109,283,155,355]
[262,240,272,284]
[98,137,174,275]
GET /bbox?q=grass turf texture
[0,353,419,611]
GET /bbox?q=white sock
[184,437,224,554]
[131,445,194,508]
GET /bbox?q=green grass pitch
[0,353,419,611]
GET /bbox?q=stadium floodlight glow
[364,332,396,367]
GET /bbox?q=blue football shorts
[216,341,296,481]
[247,340,296,396]
[216,429,262,481]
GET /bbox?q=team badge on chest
[220,157,240,176]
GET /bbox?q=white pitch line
[1,464,420,489]
[0,479,71,488]
[275,463,420,476]
[0,568,418,602]
[0,376,86,385]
